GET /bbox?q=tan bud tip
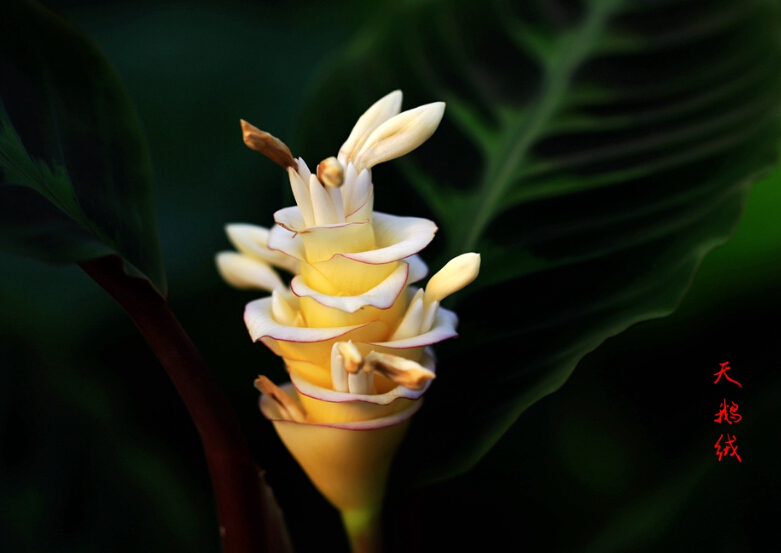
[337,341,364,373]
[425,252,481,303]
[364,351,436,391]
[240,119,296,169]
[316,156,344,187]
[254,375,306,422]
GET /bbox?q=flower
[217,91,480,546]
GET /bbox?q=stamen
[337,341,363,373]
[363,352,435,391]
[348,370,375,395]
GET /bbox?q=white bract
[217,91,480,524]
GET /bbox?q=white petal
[388,289,424,341]
[342,164,373,219]
[288,167,315,228]
[345,186,374,223]
[271,289,298,326]
[215,251,285,292]
[352,102,445,172]
[225,223,299,273]
[425,252,481,303]
[420,299,439,334]
[290,261,409,313]
[325,184,346,223]
[296,157,312,181]
[309,174,340,225]
[338,91,403,165]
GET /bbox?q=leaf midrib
[457,0,624,256]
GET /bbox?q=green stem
[79,255,292,553]
[341,506,383,553]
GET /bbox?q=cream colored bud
[425,253,481,304]
[317,156,344,187]
[352,102,445,173]
[240,119,296,169]
[363,351,435,391]
[339,90,403,165]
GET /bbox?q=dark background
[1,1,779,552]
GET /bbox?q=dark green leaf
[0,0,166,295]
[297,0,781,485]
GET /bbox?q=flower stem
[79,255,291,553]
[341,506,383,553]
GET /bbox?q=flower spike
[220,91,479,551]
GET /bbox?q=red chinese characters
[714,433,742,463]
[714,399,741,425]
[713,361,742,388]
[713,361,743,463]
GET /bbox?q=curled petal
[338,90,403,166]
[425,252,481,303]
[215,251,285,292]
[351,102,445,173]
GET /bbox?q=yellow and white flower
[216,91,479,545]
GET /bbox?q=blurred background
[1,1,779,552]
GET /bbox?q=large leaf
[0,0,166,295]
[297,0,781,485]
